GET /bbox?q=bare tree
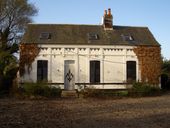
[0,0,38,91]
[0,0,37,51]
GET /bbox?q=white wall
[21,44,139,89]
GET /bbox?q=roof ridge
[28,23,148,29]
[114,25,148,29]
[28,23,101,26]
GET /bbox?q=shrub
[128,82,161,97]
[80,87,101,98]
[21,83,62,98]
[80,87,128,98]
[0,89,9,98]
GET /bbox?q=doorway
[64,60,75,90]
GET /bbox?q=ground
[0,93,170,128]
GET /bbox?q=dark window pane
[127,61,136,82]
[90,61,95,83]
[121,34,134,41]
[37,60,48,82]
[39,33,52,39]
[90,61,100,83]
[87,33,99,40]
[95,61,100,82]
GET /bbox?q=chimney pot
[108,8,111,16]
[104,10,107,16]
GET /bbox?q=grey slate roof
[22,24,160,46]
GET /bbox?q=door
[64,60,75,90]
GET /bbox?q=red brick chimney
[103,8,113,30]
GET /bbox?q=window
[37,60,48,82]
[87,33,99,40]
[126,61,136,82]
[90,61,100,83]
[121,34,134,41]
[39,32,51,40]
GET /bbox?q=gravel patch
[0,94,170,128]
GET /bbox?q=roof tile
[22,24,160,46]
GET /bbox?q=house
[20,8,161,90]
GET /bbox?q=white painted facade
[21,44,140,90]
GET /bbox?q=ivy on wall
[19,44,40,76]
[133,46,162,86]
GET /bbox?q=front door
[64,60,75,90]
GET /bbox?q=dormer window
[121,34,134,41]
[39,32,52,40]
[87,33,99,40]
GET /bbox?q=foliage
[0,51,17,75]
[21,83,62,98]
[0,0,38,50]
[80,87,128,98]
[133,46,161,85]
[81,87,103,98]
[80,83,161,98]
[0,90,9,98]
[19,44,40,76]
[128,82,161,97]
[160,59,170,90]
[0,0,37,92]
[162,59,170,76]
[0,51,18,91]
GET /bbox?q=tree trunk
[0,73,3,88]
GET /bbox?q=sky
[29,0,170,59]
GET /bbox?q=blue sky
[30,0,170,59]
